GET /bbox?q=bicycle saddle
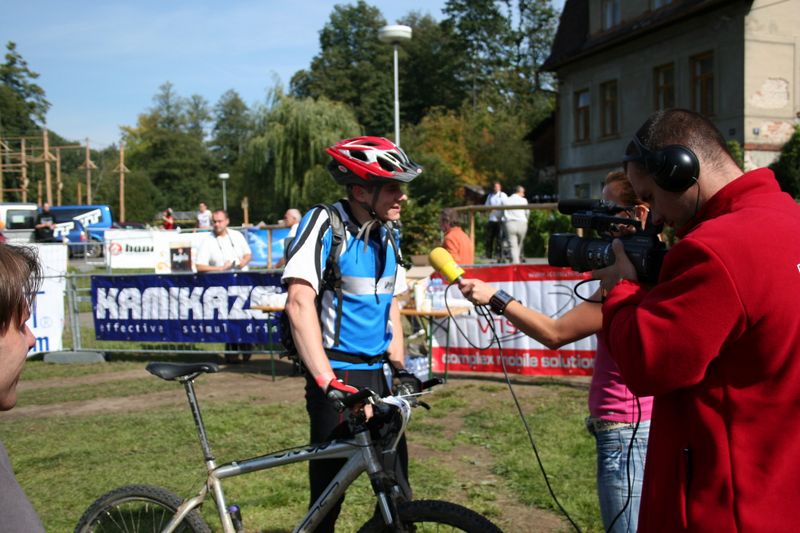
[146,362,220,381]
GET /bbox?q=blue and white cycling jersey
[282,201,407,370]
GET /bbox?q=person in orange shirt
[439,208,474,265]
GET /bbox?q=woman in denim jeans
[459,171,653,532]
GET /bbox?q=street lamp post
[218,173,229,212]
[378,24,412,146]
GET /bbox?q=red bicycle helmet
[326,136,423,186]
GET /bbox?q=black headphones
[623,135,700,192]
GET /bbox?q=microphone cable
[443,281,583,533]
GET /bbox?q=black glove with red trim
[325,378,359,412]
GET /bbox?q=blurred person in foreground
[458,170,653,533]
[439,208,474,265]
[283,136,424,532]
[0,243,45,532]
[594,108,800,532]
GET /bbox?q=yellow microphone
[428,247,465,283]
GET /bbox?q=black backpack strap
[317,204,346,347]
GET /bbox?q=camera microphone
[429,247,465,283]
[557,199,623,215]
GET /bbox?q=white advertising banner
[26,243,68,355]
[105,229,157,269]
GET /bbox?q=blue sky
[3,0,563,148]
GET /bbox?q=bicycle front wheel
[74,484,211,533]
[357,499,504,533]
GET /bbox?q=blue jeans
[593,420,650,533]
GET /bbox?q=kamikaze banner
[91,271,283,343]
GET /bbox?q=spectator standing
[34,202,58,243]
[283,136,424,533]
[484,181,507,260]
[595,109,800,532]
[503,185,529,263]
[458,171,652,533]
[195,210,251,273]
[0,243,46,532]
[196,202,211,229]
[439,208,474,265]
[272,208,302,269]
[196,210,253,364]
[161,208,175,230]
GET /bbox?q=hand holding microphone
[428,247,517,315]
[428,247,465,283]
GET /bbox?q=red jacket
[602,168,800,532]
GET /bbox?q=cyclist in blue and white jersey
[283,136,424,533]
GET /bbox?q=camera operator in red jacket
[594,108,800,532]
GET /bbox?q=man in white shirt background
[484,181,507,260]
[195,210,254,363]
[503,185,529,264]
[195,210,252,272]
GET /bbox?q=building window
[691,51,714,116]
[601,0,621,30]
[600,80,618,136]
[574,89,590,142]
[654,63,675,110]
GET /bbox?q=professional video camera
[547,199,666,283]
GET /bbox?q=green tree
[0,41,50,135]
[443,0,513,107]
[397,12,469,125]
[185,94,211,141]
[210,89,250,168]
[289,1,393,135]
[770,125,800,199]
[120,85,216,217]
[241,90,361,221]
[151,82,186,132]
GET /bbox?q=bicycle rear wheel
[74,484,211,533]
[357,499,504,533]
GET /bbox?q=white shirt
[485,191,508,222]
[503,193,529,222]
[196,210,211,228]
[196,230,251,271]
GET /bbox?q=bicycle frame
[162,375,411,533]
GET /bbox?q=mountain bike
[74,361,503,533]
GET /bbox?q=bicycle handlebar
[341,378,443,411]
[340,387,377,409]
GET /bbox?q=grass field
[2,356,605,532]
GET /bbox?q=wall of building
[743,0,800,169]
[555,2,751,198]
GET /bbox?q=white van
[0,203,38,242]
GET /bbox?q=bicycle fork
[356,429,408,532]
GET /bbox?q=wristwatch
[489,290,516,315]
